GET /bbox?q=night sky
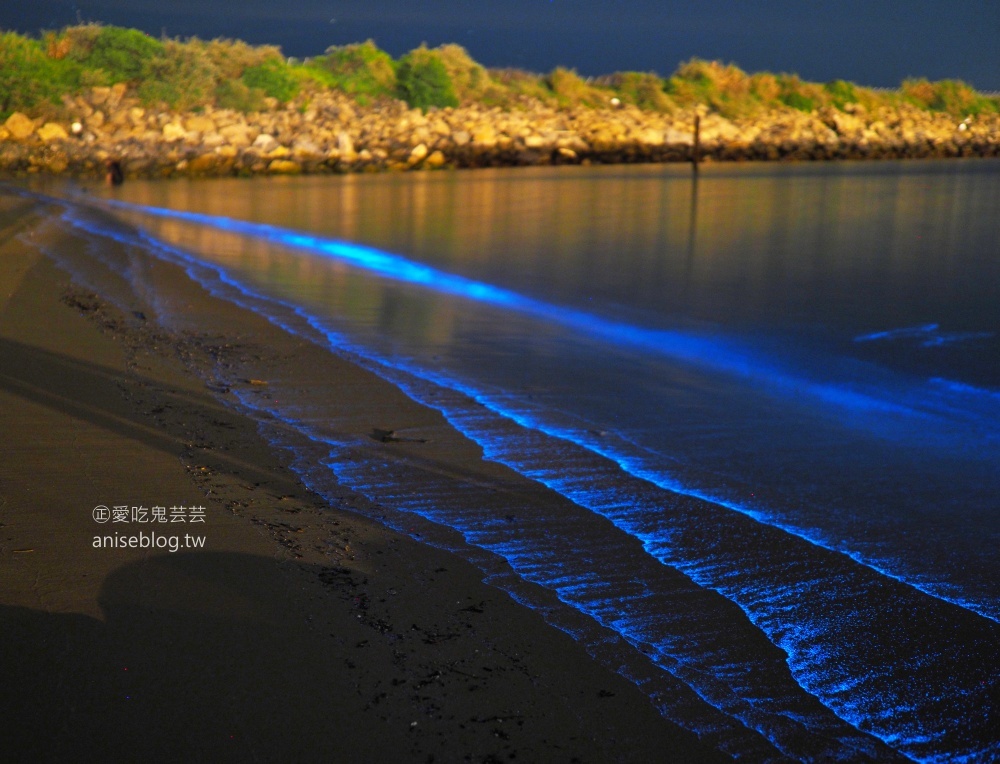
[3,1,998,90]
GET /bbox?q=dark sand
[0,190,727,762]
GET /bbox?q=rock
[425,150,446,168]
[663,127,693,146]
[38,123,69,142]
[523,134,546,149]
[452,130,471,146]
[292,138,323,160]
[86,111,106,130]
[201,132,225,149]
[337,131,355,158]
[184,114,217,134]
[162,122,186,142]
[408,143,429,165]
[108,83,127,109]
[46,156,69,174]
[471,125,497,146]
[187,154,218,174]
[220,124,254,147]
[636,128,664,145]
[90,87,111,106]
[268,159,301,174]
[5,113,35,140]
[252,133,279,152]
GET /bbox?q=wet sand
[0,190,727,761]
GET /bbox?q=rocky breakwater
[2,85,998,179]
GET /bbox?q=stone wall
[2,86,998,179]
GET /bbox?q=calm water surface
[50,161,1000,762]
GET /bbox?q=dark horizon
[2,1,998,91]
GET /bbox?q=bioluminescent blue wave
[855,324,994,348]
[46,197,1000,763]
[89,197,1000,437]
[61,195,1000,625]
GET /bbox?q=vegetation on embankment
[1,24,998,177]
[3,24,997,119]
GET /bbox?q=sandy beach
[0,187,729,761]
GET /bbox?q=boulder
[89,87,111,106]
[292,138,323,160]
[86,111,106,130]
[37,123,69,142]
[268,159,301,174]
[408,143,429,165]
[252,133,279,153]
[187,154,218,174]
[162,123,187,142]
[4,112,35,140]
[184,115,217,134]
[337,131,355,157]
[220,124,254,147]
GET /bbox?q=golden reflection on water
[114,162,998,345]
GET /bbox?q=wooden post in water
[692,114,701,173]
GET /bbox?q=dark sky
[3,1,998,90]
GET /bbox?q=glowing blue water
[23,163,1000,763]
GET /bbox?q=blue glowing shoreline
[28,187,1000,763]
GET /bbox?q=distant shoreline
[3,87,999,181]
[2,25,998,178]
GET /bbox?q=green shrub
[432,43,491,101]
[666,59,756,117]
[136,39,218,109]
[189,37,283,80]
[241,58,298,103]
[81,26,164,84]
[606,72,673,112]
[315,39,396,98]
[824,79,858,109]
[215,79,265,112]
[776,74,817,112]
[902,78,997,116]
[483,68,552,107]
[0,32,81,117]
[545,67,609,107]
[395,48,459,110]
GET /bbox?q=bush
[432,43,491,101]
[215,79,266,112]
[241,58,298,103]
[136,39,218,109]
[824,79,858,109]
[0,32,81,117]
[606,72,673,112]
[666,59,756,117]
[483,68,552,107]
[81,26,165,84]
[315,40,396,98]
[189,37,283,80]
[545,67,610,107]
[902,78,997,116]
[395,48,458,110]
[776,74,818,112]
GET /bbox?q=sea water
[33,161,1000,761]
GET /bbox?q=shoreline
[0,190,729,760]
[3,84,999,180]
